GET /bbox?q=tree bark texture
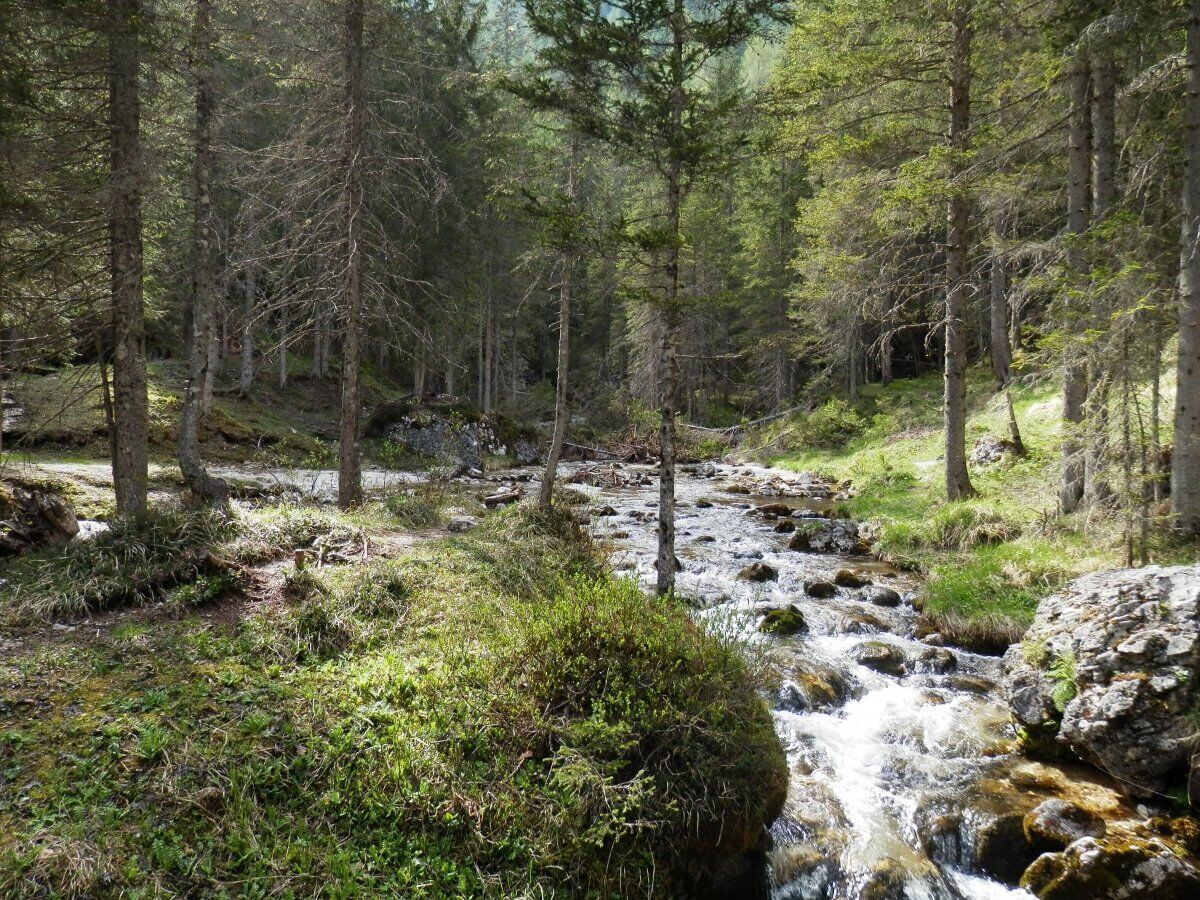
[337,0,364,510]
[539,133,579,508]
[109,0,148,517]
[178,0,228,503]
[1175,0,1200,533]
[1060,53,1091,513]
[943,1,974,502]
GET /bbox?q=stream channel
[572,461,1035,900]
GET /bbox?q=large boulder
[788,519,869,555]
[1003,565,1200,796]
[0,479,79,555]
[365,398,540,470]
[1020,835,1200,899]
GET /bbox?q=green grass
[758,368,1187,650]
[0,506,785,898]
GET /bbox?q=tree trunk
[656,3,684,597]
[539,133,579,508]
[201,300,218,413]
[178,0,228,503]
[1084,44,1117,506]
[109,0,148,518]
[1061,52,1091,514]
[311,305,326,379]
[337,0,364,511]
[278,303,289,389]
[1175,0,1200,533]
[238,258,255,398]
[943,1,975,502]
[990,211,1012,386]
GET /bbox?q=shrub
[800,398,867,449]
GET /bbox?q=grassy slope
[756,368,1195,651]
[3,357,410,468]
[0,504,785,898]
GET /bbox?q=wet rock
[945,674,998,695]
[755,503,793,519]
[975,811,1038,886]
[696,498,714,508]
[760,605,807,636]
[850,641,908,676]
[788,519,867,555]
[835,610,888,635]
[862,586,902,607]
[1003,565,1200,795]
[693,534,716,544]
[774,520,796,534]
[1020,836,1200,899]
[917,647,958,674]
[739,561,778,583]
[861,859,909,900]
[833,569,872,588]
[1023,799,1105,853]
[775,659,851,711]
[804,579,837,598]
[595,504,618,517]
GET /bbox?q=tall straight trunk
[278,307,289,389]
[1085,45,1117,505]
[774,162,791,408]
[539,133,579,508]
[337,0,364,510]
[943,1,975,501]
[178,0,227,503]
[201,301,218,413]
[989,210,1012,386]
[1061,53,1092,513]
[880,329,893,386]
[109,0,148,517]
[656,3,684,597]
[311,306,326,379]
[1152,332,1164,503]
[238,259,255,398]
[1175,0,1200,533]
[414,326,427,397]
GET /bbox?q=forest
[2,0,1200,898]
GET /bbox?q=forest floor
[1,357,420,474]
[751,367,1199,651]
[0,491,785,897]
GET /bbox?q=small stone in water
[738,561,777,582]
[696,498,713,508]
[759,605,806,636]
[774,520,796,533]
[834,569,872,588]
[851,641,908,676]
[595,505,618,517]
[804,579,836,598]
[918,647,957,674]
[864,587,902,607]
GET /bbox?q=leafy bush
[799,398,867,449]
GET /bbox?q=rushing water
[572,461,1033,900]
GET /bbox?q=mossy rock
[1021,836,1200,899]
[760,605,807,636]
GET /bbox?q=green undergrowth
[758,368,1187,651]
[0,507,785,898]
[3,360,410,467]
[0,501,422,627]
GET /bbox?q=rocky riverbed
[570,461,1200,900]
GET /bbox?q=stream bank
[571,460,1200,899]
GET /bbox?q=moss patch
[0,506,785,898]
